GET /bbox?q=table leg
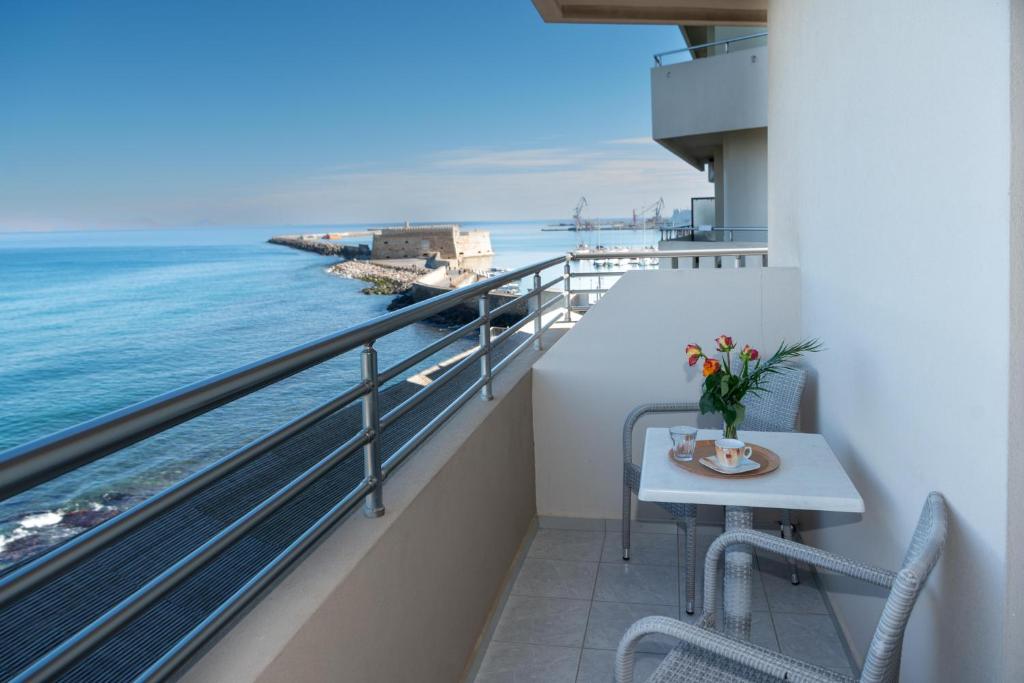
[724,505,753,640]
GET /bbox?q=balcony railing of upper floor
[0,245,765,681]
[567,246,767,313]
[657,225,769,243]
[654,32,768,67]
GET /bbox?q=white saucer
[699,456,761,475]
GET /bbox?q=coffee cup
[714,438,752,469]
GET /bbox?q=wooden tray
[669,440,780,479]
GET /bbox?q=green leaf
[721,405,736,425]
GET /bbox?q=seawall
[268,236,370,259]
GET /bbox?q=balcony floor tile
[584,601,679,653]
[594,563,679,605]
[512,558,599,600]
[475,642,580,683]
[601,532,678,566]
[491,595,592,648]
[471,521,857,682]
[576,648,664,683]
[529,529,606,562]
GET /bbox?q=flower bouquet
[685,335,822,439]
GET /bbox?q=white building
[1,2,1020,682]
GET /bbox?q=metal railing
[657,225,769,242]
[566,247,768,313]
[0,246,764,681]
[654,31,767,66]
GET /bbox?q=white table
[638,428,864,640]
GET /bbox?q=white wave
[0,528,31,552]
[19,511,63,529]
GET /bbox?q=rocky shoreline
[326,260,428,295]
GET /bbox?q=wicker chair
[621,367,807,614]
[616,492,948,683]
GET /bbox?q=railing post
[563,255,572,322]
[533,272,543,350]
[360,343,384,518]
[478,294,493,400]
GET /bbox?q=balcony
[0,249,925,682]
[652,43,767,170]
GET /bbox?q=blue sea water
[0,222,653,563]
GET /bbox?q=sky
[0,1,711,231]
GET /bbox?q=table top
[638,429,865,512]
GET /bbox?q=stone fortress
[369,224,493,262]
[268,223,513,322]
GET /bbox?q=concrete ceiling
[531,0,767,26]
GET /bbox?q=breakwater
[268,235,370,259]
[327,260,428,294]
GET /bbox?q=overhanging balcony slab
[652,46,766,169]
[531,0,767,26]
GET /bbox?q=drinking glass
[669,426,698,462]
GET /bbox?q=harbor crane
[634,197,665,228]
[572,196,589,231]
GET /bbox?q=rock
[0,533,52,564]
[62,508,121,528]
[326,260,428,294]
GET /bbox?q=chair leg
[780,509,800,585]
[622,480,632,561]
[683,505,697,614]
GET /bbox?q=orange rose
[685,343,702,366]
[702,357,721,377]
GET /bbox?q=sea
[0,221,657,566]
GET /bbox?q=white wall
[722,128,767,227]
[532,268,799,519]
[767,2,1013,680]
[1005,0,1023,677]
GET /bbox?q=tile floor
[470,518,857,682]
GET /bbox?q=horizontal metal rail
[666,226,768,234]
[492,313,561,377]
[489,295,563,349]
[572,247,766,260]
[569,288,611,295]
[0,255,565,502]
[573,270,629,277]
[378,315,483,384]
[381,376,486,477]
[379,345,486,429]
[13,428,372,682]
[654,31,767,65]
[134,477,374,680]
[489,289,533,320]
[0,380,371,607]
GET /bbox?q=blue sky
[0,1,710,230]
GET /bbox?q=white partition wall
[767,1,1016,679]
[532,267,800,520]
